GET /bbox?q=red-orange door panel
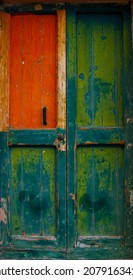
[10,15,57,129]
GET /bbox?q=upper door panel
[10,15,57,129]
[76,14,123,128]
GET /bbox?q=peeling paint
[130,190,133,208]
[127,118,133,123]
[0,198,7,224]
[127,143,133,149]
[54,138,66,152]
[57,10,66,129]
[70,193,75,201]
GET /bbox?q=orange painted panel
[10,15,57,129]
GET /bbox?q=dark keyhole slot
[43,106,47,125]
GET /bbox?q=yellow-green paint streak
[42,148,56,235]
[10,147,56,236]
[94,147,116,191]
[77,148,92,235]
[77,146,124,236]
[76,14,123,127]
[77,15,91,126]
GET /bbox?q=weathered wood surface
[57,10,66,129]
[10,14,57,129]
[0,12,9,131]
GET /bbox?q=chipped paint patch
[127,118,133,123]
[54,138,66,152]
[127,143,133,149]
[0,198,7,224]
[130,190,133,208]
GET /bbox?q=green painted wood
[77,146,124,236]
[67,6,133,259]
[76,14,123,127]
[10,147,56,237]
[76,128,124,145]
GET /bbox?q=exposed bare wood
[57,10,66,129]
[0,12,9,131]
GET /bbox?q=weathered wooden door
[67,7,133,259]
[0,5,133,260]
[0,11,67,259]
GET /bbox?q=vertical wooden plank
[0,133,8,245]
[41,15,57,128]
[10,16,23,129]
[10,148,22,235]
[123,10,133,246]
[22,16,41,128]
[76,15,92,126]
[93,15,115,126]
[57,10,66,129]
[0,12,10,131]
[42,148,56,236]
[67,9,77,248]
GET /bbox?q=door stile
[66,9,77,250]
[123,10,133,246]
[56,9,67,249]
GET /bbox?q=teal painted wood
[67,9,77,248]
[8,130,57,146]
[67,247,133,260]
[0,133,8,246]
[0,247,66,259]
[7,128,67,250]
[123,11,133,246]
[10,147,56,237]
[76,128,124,145]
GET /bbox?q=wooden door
[67,7,133,259]
[0,11,67,259]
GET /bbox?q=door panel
[77,14,123,127]
[10,15,57,129]
[10,147,56,237]
[67,8,133,259]
[77,146,124,237]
